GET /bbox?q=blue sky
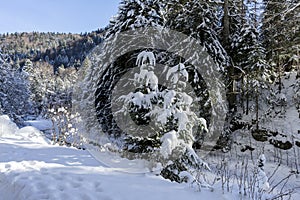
[0,0,120,33]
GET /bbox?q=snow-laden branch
[282,2,300,18]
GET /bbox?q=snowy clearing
[0,116,232,200]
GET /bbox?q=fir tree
[0,52,32,123]
[262,0,300,71]
[77,0,221,184]
[230,0,272,131]
[105,0,164,38]
[257,154,270,192]
[87,0,166,140]
[164,0,233,151]
[166,0,230,70]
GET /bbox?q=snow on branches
[117,50,210,184]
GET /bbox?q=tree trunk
[278,54,282,93]
[246,75,249,115]
[256,87,259,131]
[241,74,245,113]
[223,0,237,113]
[222,0,230,50]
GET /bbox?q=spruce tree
[77,0,223,185]
[86,0,166,138]
[262,0,300,71]
[105,0,164,38]
[74,0,167,156]
[230,0,273,131]
[166,0,230,70]
[165,0,234,151]
[0,52,32,123]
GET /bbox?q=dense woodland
[0,30,104,119]
[0,0,299,196]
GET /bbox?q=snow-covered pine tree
[114,50,211,185]
[261,0,300,117]
[43,66,79,145]
[220,0,246,51]
[77,0,221,184]
[0,51,32,124]
[257,154,270,193]
[105,0,164,39]
[166,0,230,70]
[231,1,273,132]
[22,59,42,116]
[90,0,165,139]
[165,0,233,151]
[262,0,300,71]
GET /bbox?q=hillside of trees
[0,30,104,122]
[0,30,104,71]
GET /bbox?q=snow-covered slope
[0,115,231,200]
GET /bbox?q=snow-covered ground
[0,115,233,200]
[1,81,300,200]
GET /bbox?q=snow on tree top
[136,51,156,67]
[166,63,189,84]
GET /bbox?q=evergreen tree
[257,154,270,193]
[230,0,273,131]
[221,0,246,113]
[262,0,300,72]
[105,0,164,38]
[125,51,210,184]
[221,0,245,60]
[0,52,32,123]
[165,0,234,150]
[82,0,166,140]
[166,0,230,70]
[77,0,225,184]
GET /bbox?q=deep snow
[1,98,300,200]
[0,115,232,200]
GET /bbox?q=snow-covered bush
[257,154,270,195]
[48,107,82,148]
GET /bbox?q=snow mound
[0,115,19,136]
[0,115,49,144]
[15,126,49,144]
[24,119,53,131]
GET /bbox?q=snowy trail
[0,134,229,200]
